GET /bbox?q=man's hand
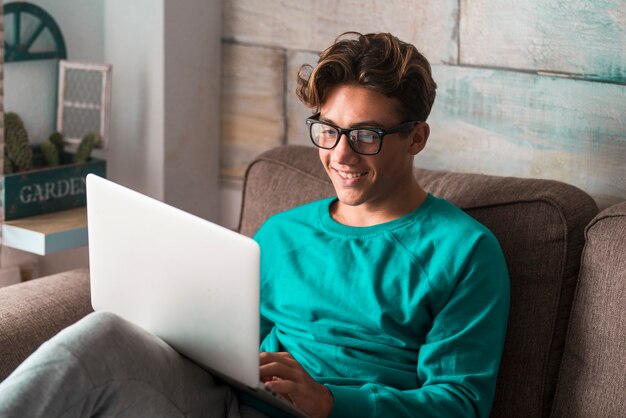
[259,352,333,418]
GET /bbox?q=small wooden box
[2,151,106,221]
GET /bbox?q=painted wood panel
[423,65,626,209]
[286,51,319,147]
[220,43,285,179]
[460,0,626,83]
[224,0,459,64]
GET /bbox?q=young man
[0,32,509,418]
[255,32,509,417]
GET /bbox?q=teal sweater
[253,195,510,418]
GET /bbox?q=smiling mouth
[334,169,367,180]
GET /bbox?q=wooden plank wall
[220,0,625,214]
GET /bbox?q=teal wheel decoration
[3,2,67,63]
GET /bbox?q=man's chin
[334,193,366,208]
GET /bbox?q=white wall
[101,0,165,199]
[163,0,221,221]
[102,0,221,220]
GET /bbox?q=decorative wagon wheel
[3,2,67,62]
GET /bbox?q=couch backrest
[551,201,626,418]
[239,145,599,418]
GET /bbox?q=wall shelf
[2,208,88,256]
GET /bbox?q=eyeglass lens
[310,122,380,155]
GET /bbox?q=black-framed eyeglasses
[305,113,421,155]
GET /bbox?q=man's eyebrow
[318,116,386,128]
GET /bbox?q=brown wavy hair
[296,32,437,122]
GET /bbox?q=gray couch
[1,145,625,418]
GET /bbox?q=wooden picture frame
[56,60,112,149]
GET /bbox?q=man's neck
[331,184,428,227]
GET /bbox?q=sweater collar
[318,194,435,237]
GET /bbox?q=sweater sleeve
[326,234,510,418]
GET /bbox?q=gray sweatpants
[0,311,268,418]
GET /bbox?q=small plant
[40,135,61,166]
[3,112,101,174]
[49,131,65,155]
[3,156,14,174]
[4,112,34,173]
[74,133,101,164]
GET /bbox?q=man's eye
[356,131,378,143]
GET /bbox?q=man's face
[318,84,426,215]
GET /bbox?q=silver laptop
[86,174,309,418]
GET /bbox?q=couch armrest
[0,268,93,381]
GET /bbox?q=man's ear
[408,122,429,155]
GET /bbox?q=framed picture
[56,60,112,148]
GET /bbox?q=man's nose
[331,133,359,163]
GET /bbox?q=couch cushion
[415,169,598,418]
[0,268,92,381]
[239,146,335,237]
[551,201,626,417]
[240,145,599,418]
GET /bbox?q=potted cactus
[2,112,107,220]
